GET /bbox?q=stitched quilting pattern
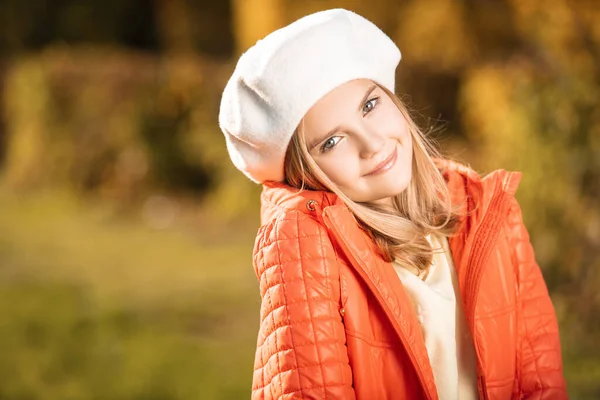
[505,198,567,398]
[251,211,354,399]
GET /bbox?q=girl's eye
[363,97,380,115]
[321,136,342,153]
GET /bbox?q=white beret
[219,8,402,183]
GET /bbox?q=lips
[364,147,398,176]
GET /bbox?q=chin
[359,178,412,205]
[393,171,412,193]
[382,181,411,201]
[377,174,411,199]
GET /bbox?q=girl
[219,8,567,400]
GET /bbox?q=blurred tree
[0,0,159,55]
[0,0,234,57]
[231,0,285,53]
[155,0,195,54]
[154,0,234,57]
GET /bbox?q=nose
[356,126,386,159]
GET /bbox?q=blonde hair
[284,84,461,274]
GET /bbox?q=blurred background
[0,0,598,398]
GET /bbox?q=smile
[364,147,398,176]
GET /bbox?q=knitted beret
[218,8,402,183]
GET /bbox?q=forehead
[302,78,377,134]
[308,78,375,112]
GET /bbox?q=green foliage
[0,282,256,400]
[0,188,259,399]
[1,47,259,218]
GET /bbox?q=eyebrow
[307,84,378,151]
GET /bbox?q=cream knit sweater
[393,235,479,400]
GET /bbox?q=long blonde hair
[284,84,461,274]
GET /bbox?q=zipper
[478,376,489,400]
[464,189,512,322]
[323,209,437,400]
[461,181,515,400]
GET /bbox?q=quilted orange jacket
[251,160,567,399]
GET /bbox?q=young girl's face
[302,79,413,205]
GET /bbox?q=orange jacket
[251,160,567,399]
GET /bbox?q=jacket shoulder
[435,158,483,197]
[252,209,341,296]
[251,209,355,398]
[435,158,482,181]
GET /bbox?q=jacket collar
[438,161,522,302]
[259,181,341,226]
[259,159,522,227]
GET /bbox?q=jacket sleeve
[508,198,568,399]
[251,212,355,399]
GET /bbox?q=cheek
[375,107,409,138]
[393,118,412,150]
[316,152,360,185]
